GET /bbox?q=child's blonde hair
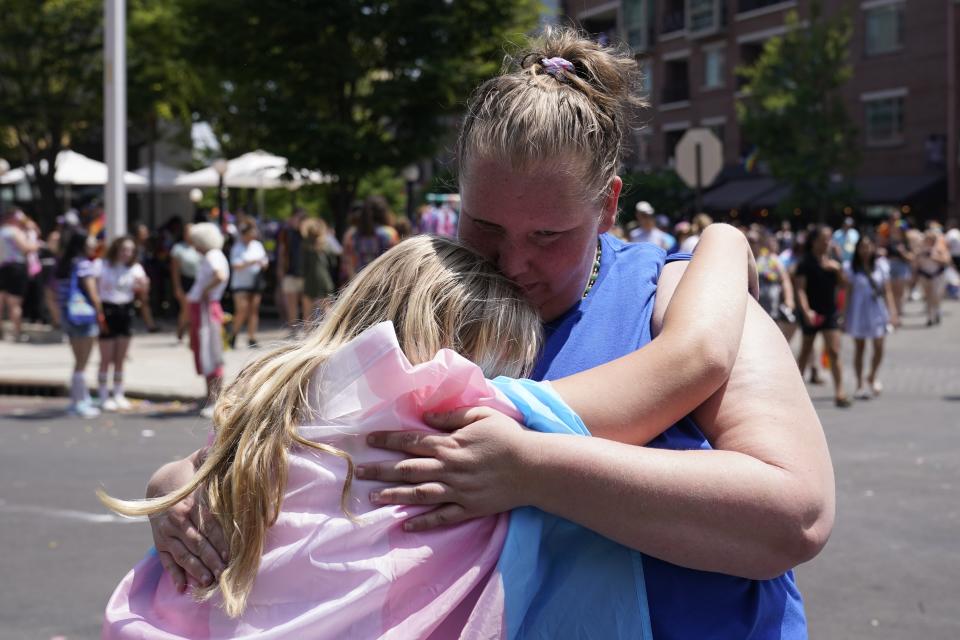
[99,235,541,617]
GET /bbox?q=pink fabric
[103,322,519,639]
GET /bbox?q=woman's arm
[365,291,834,579]
[884,279,900,327]
[550,223,753,445]
[778,260,795,314]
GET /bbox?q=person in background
[40,229,62,330]
[776,220,794,254]
[97,236,150,411]
[0,209,39,342]
[299,218,337,322]
[186,223,229,418]
[393,216,412,241]
[276,208,307,335]
[655,214,678,253]
[679,213,713,253]
[844,235,898,400]
[341,195,398,281]
[132,224,160,333]
[628,201,672,251]
[418,199,459,237]
[832,217,860,266]
[56,232,105,418]
[883,222,914,317]
[228,223,268,349]
[946,219,960,300]
[748,227,796,340]
[795,226,849,407]
[915,227,952,326]
[170,223,202,343]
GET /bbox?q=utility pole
[104,0,127,240]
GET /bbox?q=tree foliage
[0,0,102,222]
[736,3,860,220]
[181,0,541,235]
[0,0,198,226]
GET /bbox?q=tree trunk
[329,178,357,241]
[30,147,61,231]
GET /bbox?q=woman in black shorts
[795,225,850,407]
[97,236,149,411]
[0,209,39,342]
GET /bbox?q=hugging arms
[140,223,833,593]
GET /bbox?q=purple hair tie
[541,56,574,80]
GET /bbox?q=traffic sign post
[674,128,723,214]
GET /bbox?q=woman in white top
[186,223,229,418]
[97,237,150,411]
[0,209,40,342]
[170,223,203,342]
[228,223,268,348]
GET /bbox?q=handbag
[66,266,97,325]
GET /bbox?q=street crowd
[1,196,958,416]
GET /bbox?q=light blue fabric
[490,377,653,640]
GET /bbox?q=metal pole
[218,175,227,233]
[104,0,127,240]
[947,0,958,220]
[694,142,703,215]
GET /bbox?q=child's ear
[598,177,622,234]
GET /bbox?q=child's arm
[550,223,753,445]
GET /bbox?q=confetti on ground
[48,540,59,549]
[141,429,155,438]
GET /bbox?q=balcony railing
[660,10,685,34]
[737,0,790,13]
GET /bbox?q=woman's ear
[598,176,622,234]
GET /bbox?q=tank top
[533,233,808,639]
[1,225,26,264]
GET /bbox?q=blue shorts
[61,308,99,339]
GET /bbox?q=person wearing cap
[832,216,860,266]
[629,201,673,251]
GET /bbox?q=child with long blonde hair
[101,226,757,638]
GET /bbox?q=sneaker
[199,405,215,419]
[247,338,259,349]
[871,380,883,396]
[834,396,852,408]
[100,396,119,412]
[227,333,237,349]
[854,386,872,400]
[68,401,101,419]
[113,395,133,411]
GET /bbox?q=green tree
[0,0,102,224]
[0,1,198,227]
[736,3,859,222]
[182,0,540,236]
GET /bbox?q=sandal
[834,396,852,408]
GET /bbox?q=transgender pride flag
[103,322,652,639]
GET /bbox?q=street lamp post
[402,163,420,223]
[189,188,203,222]
[0,158,9,212]
[213,158,228,232]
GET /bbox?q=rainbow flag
[744,147,760,173]
[103,323,652,639]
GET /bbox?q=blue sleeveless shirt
[532,234,808,639]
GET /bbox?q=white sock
[71,372,86,404]
[98,373,109,401]
[113,374,124,398]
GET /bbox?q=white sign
[675,128,723,189]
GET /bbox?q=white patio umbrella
[175,150,332,190]
[0,150,147,186]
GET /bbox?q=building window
[661,0,686,34]
[864,2,904,56]
[687,0,720,33]
[662,58,691,104]
[703,48,725,89]
[625,0,651,51]
[865,96,904,146]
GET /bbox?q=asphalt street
[0,299,957,640]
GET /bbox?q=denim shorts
[61,308,100,339]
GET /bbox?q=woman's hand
[149,489,228,593]
[357,407,535,531]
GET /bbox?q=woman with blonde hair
[144,27,832,639]
[102,226,756,638]
[298,217,337,320]
[186,223,229,418]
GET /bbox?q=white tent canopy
[175,150,332,190]
[0,150,146,186]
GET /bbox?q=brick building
[564,0,960,221]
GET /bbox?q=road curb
[0,378,202,404]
